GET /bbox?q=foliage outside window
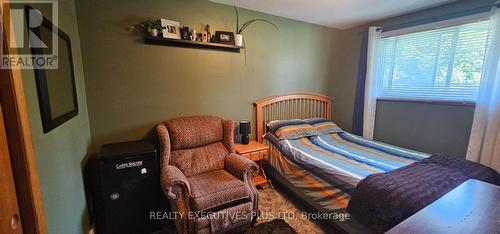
[377,20,490,102]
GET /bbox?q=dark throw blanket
[347,155,500,233]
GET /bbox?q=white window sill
[376,98,476,107]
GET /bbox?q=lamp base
[241,135,249,145]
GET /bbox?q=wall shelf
[144,36,242,53]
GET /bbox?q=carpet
[256,188,325,234]
[243,219,297,234]
[157,187,326,234]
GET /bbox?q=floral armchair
[156,116,259,233]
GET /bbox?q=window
[377,20,490,102]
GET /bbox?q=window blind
[377,20,490,102]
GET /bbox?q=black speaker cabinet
[86,140,167,234]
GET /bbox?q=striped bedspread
[265,131,430,211]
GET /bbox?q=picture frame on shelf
[160,18,181,39]
[214,31,235,45]
[181,26,190,40]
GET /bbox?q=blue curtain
[351,30,369,135]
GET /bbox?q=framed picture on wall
[25,5,78,133]
[161,18,181,39]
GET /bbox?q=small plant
[129,18,164,32]
[234,7,278,34]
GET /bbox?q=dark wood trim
[0,101,23,233]
[0,3,47,233]
[377,97,476,107]
[144,36,242,53]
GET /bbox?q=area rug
[243,219,297,234]
[157,188,325,234]
[256,188,325,233]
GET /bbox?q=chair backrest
[165,115,233,177]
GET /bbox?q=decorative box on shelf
[144,36,242,53]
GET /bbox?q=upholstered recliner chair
[156,116,259,233]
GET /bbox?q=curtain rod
[380,11,490,38]
[381,2,496,33]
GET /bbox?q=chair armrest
[156,124,171,165]
[161,165,191,200]
[222,119,235,153]
[225,153,259,181]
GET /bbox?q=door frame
[1,2,47,233]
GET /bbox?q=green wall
[19,0,91,233]
[374,100,475,157]
[75,0,340,151]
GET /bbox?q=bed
[254,93,499,233]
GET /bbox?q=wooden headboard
[254,93,332,143]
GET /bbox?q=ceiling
[210,0,454,29]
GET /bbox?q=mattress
[264,131,430,211]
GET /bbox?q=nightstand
[234,141,270,189]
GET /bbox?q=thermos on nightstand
[240,120,251,145]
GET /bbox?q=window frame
[376,12,491,106]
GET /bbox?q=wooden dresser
[386,179,500,234]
